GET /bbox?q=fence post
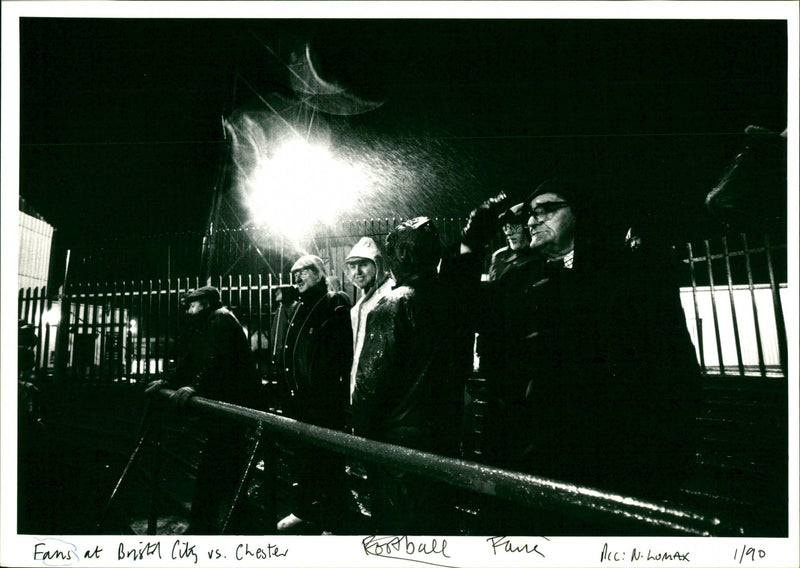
[763,234,788,377]
[53,284,71,381]
[741,234,767,377]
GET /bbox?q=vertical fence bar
[246,273,253,349]
[165,278,172,378]
[763,234,788,377]
[22,288,33,323]
[111,281,120,382]
[136,280,145,380]
[92,283,100,381]
[98,283,109,383]
[146,281,154,380]
[18,289,24,322]
[155,279,163,378]
[81,285,91,377]
[32,287,45,370]
[125,281,134,381]
[99,283,108,380]
[85,282,97,382]
[686,243,706,373]
[120,281,127,382]
[43,296,54,371]
[257,274,264,377]
[62,286,74,376]
[721,236,745,376]
[704,240,726,376]
[267,273,274,320]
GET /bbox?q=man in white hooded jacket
[345,237,394,404]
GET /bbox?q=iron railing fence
[673,233,788,378]
[19,233,789,383]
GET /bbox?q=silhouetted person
[146,285,260,534]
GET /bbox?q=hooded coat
[346,237,395,402]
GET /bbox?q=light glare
[246,138,368,242]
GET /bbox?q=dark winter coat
[487,243,535,282]
[276,280,352,429]
[352,254,477,456]
[479,237,701,498]
[174,304,260,408]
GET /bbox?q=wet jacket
[352,254,478,456]
[277,280,352,428]
[173,304,260,408]
[349,274,395,402]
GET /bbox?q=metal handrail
[157,389,742,536]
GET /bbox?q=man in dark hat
[462,177,701,532]
[352,217,472,534]
[273,254,352,534]
[146,285,260,534]
[489,202,533,281]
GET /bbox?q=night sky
[18,16,788,247]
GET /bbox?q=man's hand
[170,386,196,407]
[461,192,509,252]
[145,379,167,395]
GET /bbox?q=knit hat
[290,254,327,276]
[346,237,383,264]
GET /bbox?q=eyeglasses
[291,267,315,278]
[527,201,569,224]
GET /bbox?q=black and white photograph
[2,2,797,567]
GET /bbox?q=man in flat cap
[274,254,352,533]
[146,285,260,534]
[345,237,394,404]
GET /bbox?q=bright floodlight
[246,138,368,242]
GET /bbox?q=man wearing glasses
[462,176,700,533]
[275,254,352,534]
[488,202,533,282]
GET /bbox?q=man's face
[527,192,576,254]
[187,300,205,315]
[347,258,377,290]
[502,221,530,251]
[292,267,322,294]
